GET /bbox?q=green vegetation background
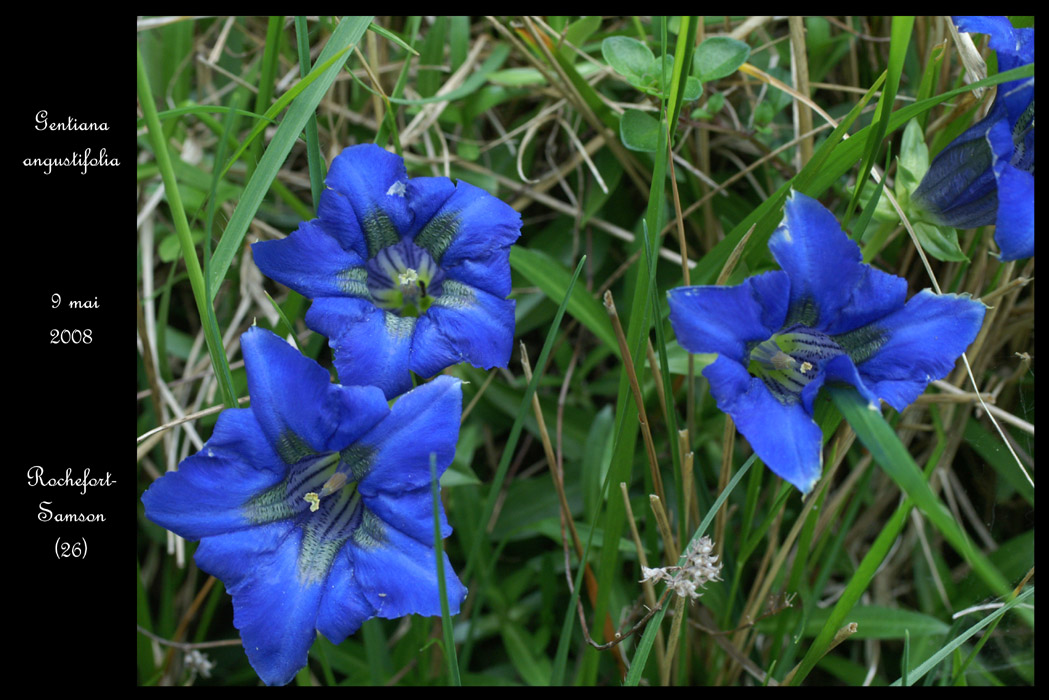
[136,16,1034,686]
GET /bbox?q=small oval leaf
[914,221,970,262]
[619,108,660,152]
[693,36,751,82]
[601,35,655,82]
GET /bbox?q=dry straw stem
[620,482,668,676]
[519,16,650,198]
[649,495,679,564]
[789,16,815,168]
[677,430,698,534]
[460,369,497,424]
[665,129,697,446]
[603,289,668,507]
[661,595,687,686]
[425,153,696,270]
[725,427,853,683]
[520,343,627,672]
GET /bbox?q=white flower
[639,535,722,601]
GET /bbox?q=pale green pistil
[747,327,844,405]
[366,241,444,318]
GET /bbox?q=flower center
[747,325,845,405]
[365,240,445,317]
[245,448,375,583]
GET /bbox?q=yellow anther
[799,361,813,374]
[304,492,321,513]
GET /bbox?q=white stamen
[386,181,406,197]
[771,351,796,371]
[320,472,347,497]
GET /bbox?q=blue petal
[242,327,390,460]
[911,107,999,229]
[193,521,294,595]
[409,282,515,378]
[667,271,790,363]
[352,512,467,620]
[357,375,462,497]
[364,486,452,546]
[953,16,1033,64]
[820,264,907,337]
[141,409,285,539]
[704,355,824,494]
[305,297,417,399]
[315,548,375,645]
[799,354,881,415]
[318,144,412,259]
[404,176,457,237]
[251,220,368,299]
[770,191,866,327]
[412,180,521,298]
[856,290,986,411]
[952,17,1034,126]
[988,118,1035,260]
[199,525,323,686]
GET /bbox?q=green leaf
[795,605,950,639]
[896,118,930,201]
[913,221,969,262]
[891,587,1034,686]
[560,15,602,60]
[828,386,1016,610]
[693,36,750,82]
[853,180,899,224]
[681,75,702,101]
[601,35,655,83]
[619,108,660,152]
[509,246,618,354]
[500,622,552,686]
[158,230,203,263]
[488,62,602,86]
[662,338,715,375]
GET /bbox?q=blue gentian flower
[668,192,985,493]
[911,16,1034,260]
[252,144,522,398]
[141,327,467,685]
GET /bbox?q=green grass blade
[207,16,372,300]
[137,43,238,410]
[246,16,285,184]
[843,16,912,229]
[461,256,587,583]
[666,16,698,135]
[891,586,1034,686]
[690,70,886,286]
[432,453,461,686]
[509,246,618,354]
[135,104,274,130]
[828,386,1019,613]
[294,16,326,210]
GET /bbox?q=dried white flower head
[184,649,216,680]
[639,535,722,601]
